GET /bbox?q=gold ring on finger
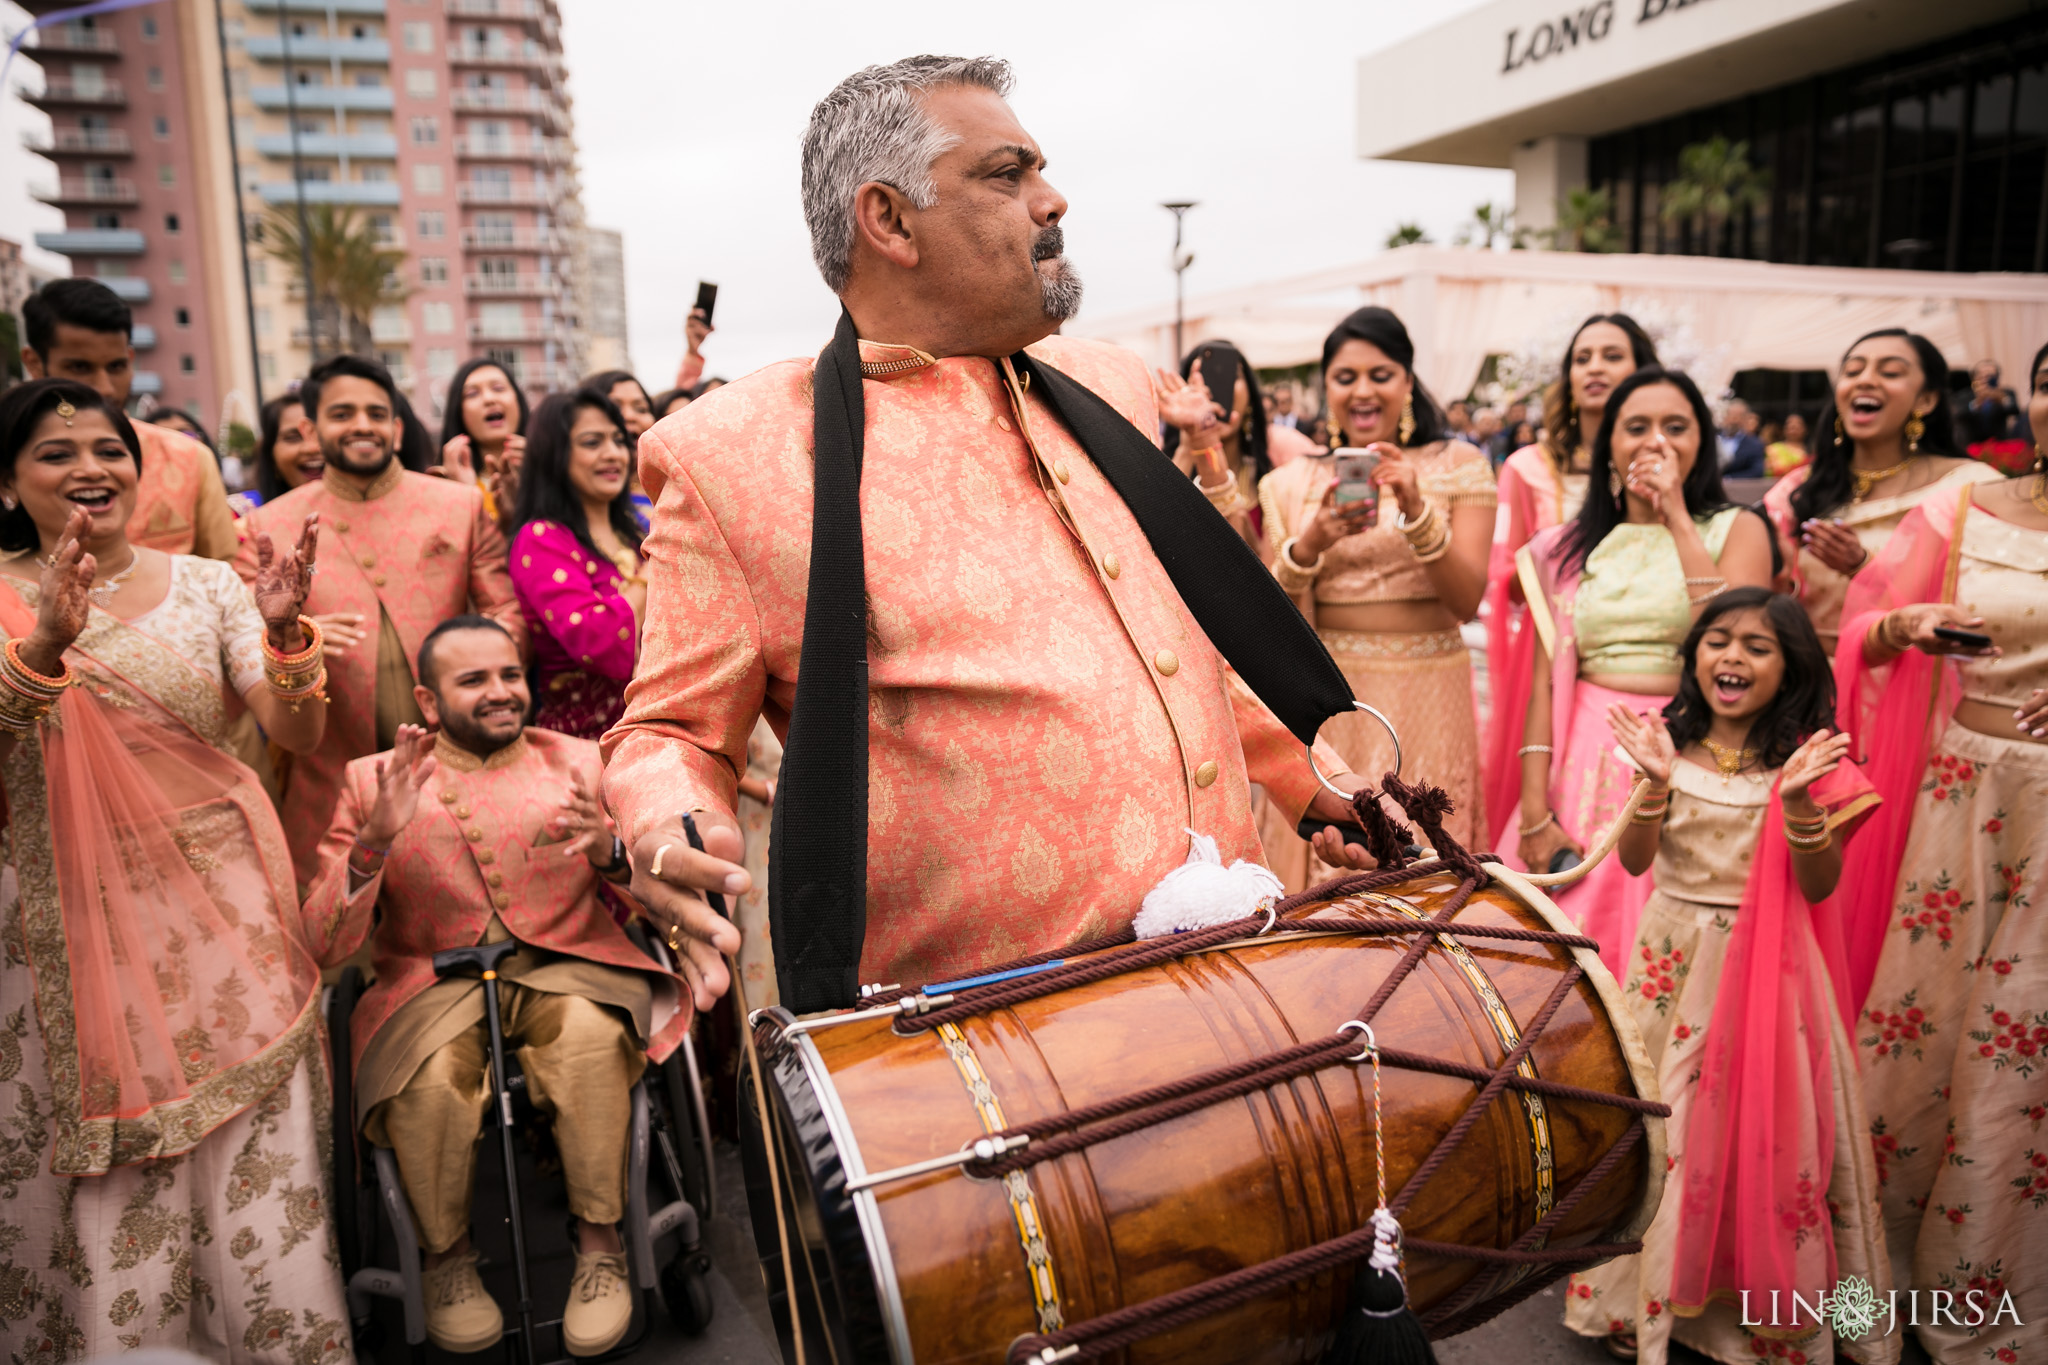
[667,923,683,952]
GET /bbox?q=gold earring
[0,495,14,511]
[54,399,75,427]
[1608,464,1623,501]
[1904,414,1924,451]
[1398,393,1416,445]
[1834,413,1845,441]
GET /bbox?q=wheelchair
[325,926,718,1364]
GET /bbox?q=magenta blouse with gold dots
[510,520,639,685]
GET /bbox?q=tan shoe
[423,1250,504,1354]
[563,1249,633,1356]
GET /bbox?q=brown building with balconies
[18,0,253,428]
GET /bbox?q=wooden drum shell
[747,865,1665,1365]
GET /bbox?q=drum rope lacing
[775,775,1673,1364]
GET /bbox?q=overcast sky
[0,0,1512,386]
[560,0,1510,385]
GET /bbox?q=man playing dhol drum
[605,55,1372,1013]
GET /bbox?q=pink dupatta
[1671,761,1879,1326]
[1828,485,1971,1016]
[1482,446,1571,850]
[0,588,318,1175]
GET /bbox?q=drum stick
[1520,777,1653,887]
[680,814,808,1365]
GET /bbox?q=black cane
[434,940,537,1365]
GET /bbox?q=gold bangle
[1517,810,1556,839]
[1409,525,1452,564]
[1273,537,1324,591]
[261,615,324,670]
[1785,830,1832,853]
[1393,501,1440,546]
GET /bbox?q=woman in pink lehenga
[1761,329,1997,659]
[0,380,346,1360]
[1830,342,2048,1365]
[1508,367,1774,975]
[1485,313,1658,851]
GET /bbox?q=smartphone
[693,280,719,326]
[1933,626,1994,650]
[1332,448,1380,515]
[1195,346,1238,421]
[1548,848,1583,875]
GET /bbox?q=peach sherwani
[604,335,1346,988]
[236,463,526,879]
[300,729,684,1083]
[130,420,237,559]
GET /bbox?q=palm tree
[1550,186,1622,253]
[261,204,409,358]
[1385,221,1431,249]
[1658,136,1769,256]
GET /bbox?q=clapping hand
[23,509,96,675]
[436,434,478,485]
[1606,703,1677,786]
[549,768,612,862]
[361,724,438,849]
[1154,367,1231,486]
[1799,519,1868,575]
[251,513,319,650]
[1781,728,1851,805]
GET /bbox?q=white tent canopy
[1074,246,2048,407]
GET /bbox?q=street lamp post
[1162,201,1197,363]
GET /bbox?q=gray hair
[801,55,1014,294]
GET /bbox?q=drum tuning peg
[859,982,902,999]
[1033,1348,1079,1364]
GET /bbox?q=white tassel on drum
[1133,830,1282,939]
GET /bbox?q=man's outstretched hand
[630,813,747,1011]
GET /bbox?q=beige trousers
[364,983,646,1254]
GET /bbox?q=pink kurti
[299,728,684,1072]
[236,464,527,880]
[604,335,1346,988]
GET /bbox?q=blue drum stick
[923,960,1067,995]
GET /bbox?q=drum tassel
[1321,1028,1440,1365]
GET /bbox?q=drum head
[741,1014,900,1365]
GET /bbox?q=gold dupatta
[0,583,318,1175]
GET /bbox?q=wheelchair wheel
[326,966,366,1279]
[660,1250,716,1336]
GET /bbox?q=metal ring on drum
[1307,700,1403,799]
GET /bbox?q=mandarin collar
[434,730,529,773]
[322,461,403,503]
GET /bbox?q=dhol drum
[741,855,1666,1365]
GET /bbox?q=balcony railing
[466,317,571,344]
[450,40,553,68]
[26,28,121,56]
[90,274,151,301]
[452,135,567,162]
[463,273,563,296]
[446,0,545,17]
[250,84,394,112]
[34,228,146,255]
[243,36,392,63]
[456,181,557,205]
[20,79,125,106]
[23,127,133,155]
[245,0,388,13]
[31,177,138,205]
[448,86,558,115]
[257,180,403,206]
[252,132,399,159]
[460,228,566,252]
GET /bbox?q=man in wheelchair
[299,615,687,1357]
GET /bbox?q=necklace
[1851,455,1913,499]
[1699,737,1757,782]
[40,547,139,607]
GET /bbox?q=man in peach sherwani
[607,56,1370,1012]
[22,278,236,558]
[240,355,525,881]
[302,619,668,1355]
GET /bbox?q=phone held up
[1331,447,1381,520]
[1932,625,1995,651]
[693,280,719,326]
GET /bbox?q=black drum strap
[768,312,1354,1012]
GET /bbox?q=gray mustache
[1031,227,1065,262]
